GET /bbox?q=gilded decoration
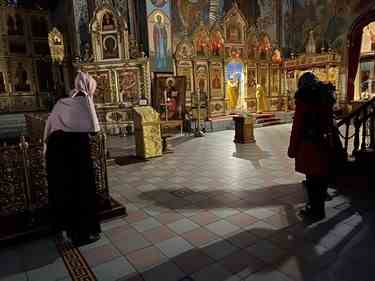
[133,106,162,159]
[0,130,110,217]
[82,4,149,135]
[172,2,290,115]
[90,5,129,62]
[48,28,65,64]
[0,144,27,216]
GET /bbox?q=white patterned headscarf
[43,71,100,144]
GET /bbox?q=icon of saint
[153,15,168,70]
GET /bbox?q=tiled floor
[1,124,374,281]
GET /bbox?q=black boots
[300,177,328,222]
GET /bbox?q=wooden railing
[337,97,375,156]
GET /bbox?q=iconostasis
[80,3,150,135]
[171,3,285,118]
[0,7,54,114]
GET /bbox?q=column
[209,0,220,25]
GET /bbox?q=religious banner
[147,0,173,72]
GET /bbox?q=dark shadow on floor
[130,184,371,281]
[232,144,273,169]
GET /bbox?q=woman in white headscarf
[44,71,101,246]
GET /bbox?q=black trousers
[46,131,101,239]
[305,175,329,216]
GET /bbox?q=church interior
[1,0,375,281]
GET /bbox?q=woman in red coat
[288,72,337,221]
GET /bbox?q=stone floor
[1,124,374,281]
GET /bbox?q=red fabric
[288,100,333,177]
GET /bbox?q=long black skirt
[46,130,101,238]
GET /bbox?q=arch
[89,4,129,61]
[346,9,375,101]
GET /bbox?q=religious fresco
[247,67,257,97]
[89,71,112,104]
[117,70,140,105]
[361,22,375,54]
[195,63,209,94]
[171,0,209,49]
[226,61,245,112]
[258,64,269,95]
[12,62,32,94]
[154,76,186,120]
[211,69,222,91]
[147,1,173,72]
[194,28,210,57]
[210,28,224,57]
[281,0,369,56]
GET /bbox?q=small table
[233,115,256,144]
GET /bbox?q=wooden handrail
[337,96,375,127]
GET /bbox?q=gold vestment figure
[227,78,239,112]
[256,84,269,113]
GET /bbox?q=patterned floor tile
[155,237,194,258]
[201,240,238,261]
[81,244,121,268]
[132,217,162,233]
[126,246,168,272]
[167,219,200,235]
[181,227,220,247]
[93,256,136,281]
[190,212,220,226]
[142,226,178,244]
[225,213,259,228]
[205,220,240,237]
[191,263,235,281]
[142,261,185,281]
[154,213,185,225]
[172,249,215,275]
